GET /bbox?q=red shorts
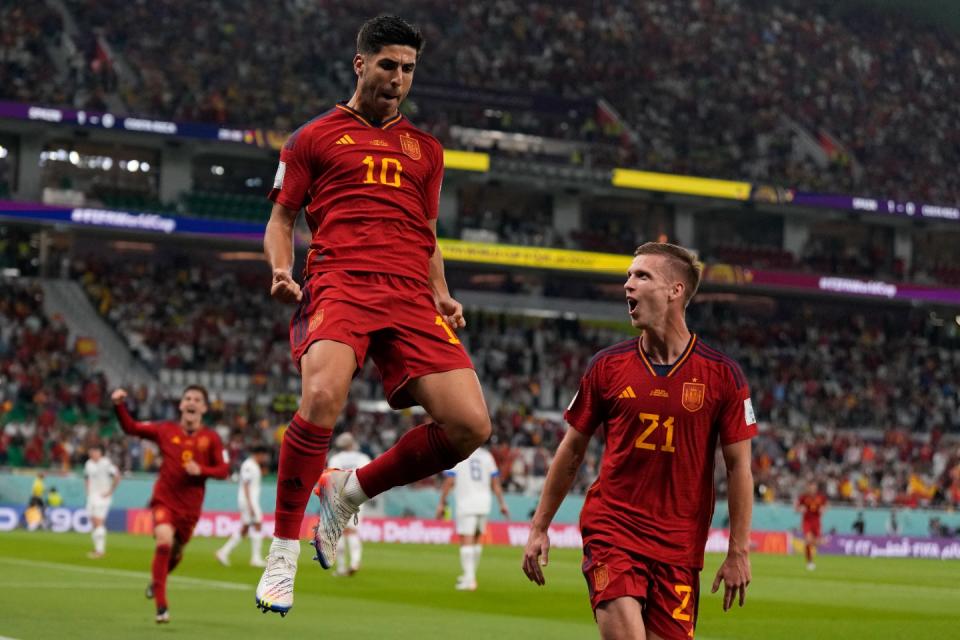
[582,542,700,640]
[289,270,474,409]
[802,519,822,538]
[151,502,200,545]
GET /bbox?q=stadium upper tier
[3,0,958,202]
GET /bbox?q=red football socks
[356,422,463,499]
[274,413,332,539]
[167,547,183,573]
[152,543,171,609]
[805,544,813,563]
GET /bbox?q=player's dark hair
[182,384,210,405]
[251,445,270,455]
[634,242,704,307]
[88,443,103,452]
[357,15,424,59]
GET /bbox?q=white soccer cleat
[455,578,478,591]
[255,547,298,617]
[215,550,231,567]
[312,469,359,570]
[806,562,816,571]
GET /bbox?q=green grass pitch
[0,531,957,639]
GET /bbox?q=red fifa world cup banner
[703,528,790,555]
[126,509,277,538]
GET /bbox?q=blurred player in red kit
[523,243,756,640]
[112,386,229,624]
[255,14,490,615]
[796,481,827,570]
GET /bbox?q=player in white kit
[84,444,120,559]
[324,433,371,576]
[217,446,270,567]
[436,446,509,591]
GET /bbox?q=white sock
[270,536,300,560]
[460,545,476,581]
[92,526,106,554]
[336,535,348,573]
[347,532,362,569]
[343,471,369,508]
[472,544,483,573]
[250,529,264,561]
[220,530,242,556]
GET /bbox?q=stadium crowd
[3,262,959,508]
[4,1,960,202]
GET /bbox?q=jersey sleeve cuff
[267,188,301,211]
[720,423,758,446]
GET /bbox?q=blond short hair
[634,242,703,306]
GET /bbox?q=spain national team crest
[399,133,421,160]
[681,381,706,412]
[593,564,609,592]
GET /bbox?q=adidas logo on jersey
[617,386,637,399]
[335,135,356,145]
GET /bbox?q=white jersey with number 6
[85,457,119,519]
[447,447,499,517]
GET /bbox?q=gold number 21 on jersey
[362,155,403,187]
[634,413,676,453]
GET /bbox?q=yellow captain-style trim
[638,334,697,377]
[335,103,403,130]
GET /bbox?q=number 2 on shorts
[435,315,461,344]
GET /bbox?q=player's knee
[300,382,348,424]
[454,409,491,450]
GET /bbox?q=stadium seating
[1,0,954,202]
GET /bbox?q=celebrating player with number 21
[255,15,491,616]
[523,243,757,640]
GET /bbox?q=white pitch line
[0,557,249,591]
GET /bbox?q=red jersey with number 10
[565,335,757,569]
[268,103,444,284]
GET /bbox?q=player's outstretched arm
[435,476,455,519]
[111,388,158,440]
[712,438,754,611]
[522,427,590,586]
[491,476,510,518]
[264,202,302,304]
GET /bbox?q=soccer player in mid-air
[113,386,229,624]
[84,443,120,559]
[255,15,491,616]
[435,445,509,591]
[796,480,827,570]
[522,243,756,640]
[217,445,270,568]
[323,433,372,576]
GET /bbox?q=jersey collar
[636,333,697,378]
[335,102,404,130]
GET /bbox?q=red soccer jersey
[268,103,444,284]
[797,494,827,523]
[565,335,757,569]
[116,405,229,515]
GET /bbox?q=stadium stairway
[40,279,157,391]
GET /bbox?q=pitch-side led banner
[438,238,631,275]
[819,534,960,560]
[612,168,752,201]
